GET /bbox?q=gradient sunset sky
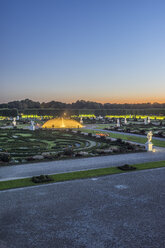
[0,0,165,104]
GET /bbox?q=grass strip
[0,161,165,191]
[81,129,165,147]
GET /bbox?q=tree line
[23,108,165,116]
[0,108,18,117]
[0,99,165,110]
[0,107,165,117]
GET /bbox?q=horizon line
[1,98,165,105]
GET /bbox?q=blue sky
[0,0,165,103]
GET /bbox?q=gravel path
[0,168,165,248]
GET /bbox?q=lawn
[81,129,165,147]
[0,160,164,191]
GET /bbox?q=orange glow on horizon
[87,97,165,104]
[36,96,165,104]
[7,96,164,105]
[61,98,165,104]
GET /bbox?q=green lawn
[94,124,114,129]
[0,160,164,191]
[81,129,165,147]
[17,133,32,137]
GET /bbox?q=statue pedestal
[145,142,153,151]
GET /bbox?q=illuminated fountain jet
[42,117,83,129]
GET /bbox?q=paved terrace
[0,168,165,248]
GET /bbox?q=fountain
[61,118,65,128]
[42,117,83,129]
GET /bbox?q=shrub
[27,157,35,161]
[63,148,74,156]
[0,152,11,162]
[116,138,122,144]
[125,143,134,150]
[100,136,106,141]
[118,164,136,171]
[158,131,163,137]
[140,130,145,135]
[32,175,53,183]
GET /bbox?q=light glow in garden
[42,118,83,129]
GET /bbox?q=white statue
[148,117,150,124]
[124,117,127,124]
[80,117,83,124]
[147,131,153,142]
[145,131,153,151]
[98,115,103,120]
[117,118,120,127]
[12,117,16,127]
[30,120,35,131]
[144,118,148,125]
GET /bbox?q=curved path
[87,127,165,141]
[0,147,165,181]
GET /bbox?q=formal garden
[93,118,165,138]
[0,128,145,165]
[1,113,165,166]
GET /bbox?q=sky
[0,0,165,104]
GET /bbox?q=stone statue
[145,131,153,151]
[80,117,83,124]
[12,117,16,127]
[144,118,148,125]
[30,120,35,131]
[147,131,153,142]
[124,117,127,124]
[117,118,120,127]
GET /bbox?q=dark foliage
[63,148,74,156]
[0,152,11,162]
[0,108,18,117]
[0,99,165,116]
[32,175,53,183]
[118,164,136,171]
